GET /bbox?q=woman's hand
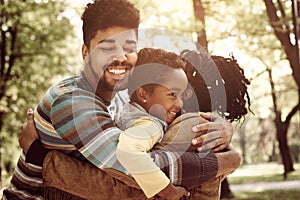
[19,108,39,154]
[191,112,233,152]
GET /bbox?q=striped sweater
[2,75,218,199]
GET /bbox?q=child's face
[144,68,188,124]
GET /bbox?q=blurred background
[1,0,299,199]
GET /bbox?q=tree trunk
[0,0,5,182]
[269,142,277,162]
[239,119,247,164]
[192,0,208,50]
[0,112,4,183]
[220,178,234,199]
[267,64,295,179]
[275,116,295,179]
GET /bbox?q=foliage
[206,0,300,166]
[130,0,204,53]
[0,0,79,179]
[131,0,196,34]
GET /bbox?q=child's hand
[158,183,190,200]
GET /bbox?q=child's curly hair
[81,0,140,48]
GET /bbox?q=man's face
[83,26,138,92]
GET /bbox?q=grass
[226,163,300,200]
[228,163,300,184]
[232,189,300,200]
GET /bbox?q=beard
[98,73,129,92]
[92,60,133,95]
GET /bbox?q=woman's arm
[19,108,39,155]
[19,108,49,166]
[215,144,241,177]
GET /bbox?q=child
[116,48,202,199]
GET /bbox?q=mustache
[105,60,133,69]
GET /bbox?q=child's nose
[175,98,183,108]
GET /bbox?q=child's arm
[157,183,190,200]
[116,117,189,199]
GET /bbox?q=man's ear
[82,44,89,60]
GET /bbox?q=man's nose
[113,49,127,62]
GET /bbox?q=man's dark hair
[182,50,251,122]
[81,0,140,48]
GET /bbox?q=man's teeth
[108,69,126,75]
[169,111,177,115]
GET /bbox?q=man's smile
[106,66,132,80]
[107,67,129,75]
[104,60,133,78]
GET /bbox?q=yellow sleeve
[116,117,170,198]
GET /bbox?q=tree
[208,0,300,177]
[0,0,76,182]
[263,0,300,177]
[191,0,300,195]
[192,0,207,50]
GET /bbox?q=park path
[230,180,300,192]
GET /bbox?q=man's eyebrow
[98,39,137,45]
[98,39,115,44]
[126,40,137,44]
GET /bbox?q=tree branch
[285,101,300,124]
[264,0,300,88]
[264,0,293,49]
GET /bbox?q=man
[2,0,238,199]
